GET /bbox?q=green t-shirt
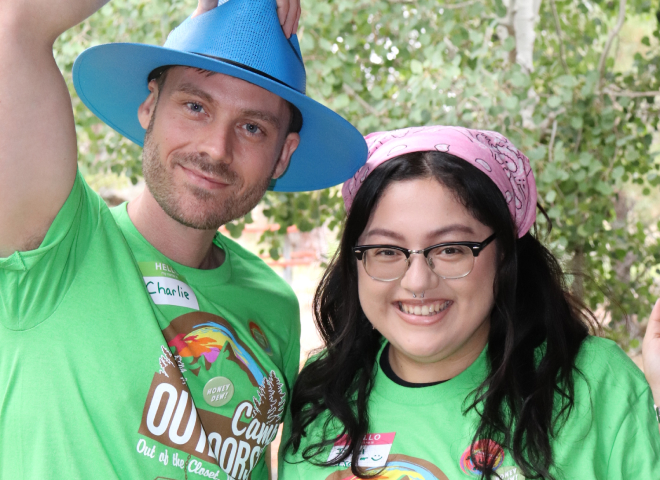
[281,337,660,479]
[0,172,300,480]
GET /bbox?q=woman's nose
[399,253,439,295]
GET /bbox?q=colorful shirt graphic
[326,454,448,480]
[281,337,660,479]
[0,172,300,479]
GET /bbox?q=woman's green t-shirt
[281,337,660,479]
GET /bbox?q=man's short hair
[148,66,303,134]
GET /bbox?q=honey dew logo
[139,312,285,480]
[325,454,448,480]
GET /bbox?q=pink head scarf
[342,126,537,237]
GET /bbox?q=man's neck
[127,189,225,270]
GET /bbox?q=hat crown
[164,0,306,93]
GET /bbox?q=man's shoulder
[218,233,297,298]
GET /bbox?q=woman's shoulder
[574,335,648,396]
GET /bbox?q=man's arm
[0,0,110,257]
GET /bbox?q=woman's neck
[387,321,489,383]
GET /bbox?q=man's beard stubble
[142,116,274,231]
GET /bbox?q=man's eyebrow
[240,109,281,129]
[173,83,216,106]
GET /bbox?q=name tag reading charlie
[328,432,396,468]
[139,262,199,310]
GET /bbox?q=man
[0,0,366,478]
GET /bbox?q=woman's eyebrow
[364,224,477,243]
[363,228,406,242]
[427,224,476,239]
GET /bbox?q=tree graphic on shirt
[252,370,285,427]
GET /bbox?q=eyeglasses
[352,233,496,282]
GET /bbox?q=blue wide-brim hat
[72,0,367,192]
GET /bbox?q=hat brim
[73,43,367,192]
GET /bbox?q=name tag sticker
[328,432,395,468]
[139,262,200,310]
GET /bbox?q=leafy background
[54,0,660,352]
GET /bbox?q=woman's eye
[374,248,400,257]
[437,246,468,257]
[186,102,204,114]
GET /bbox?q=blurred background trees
[54,0,660,351]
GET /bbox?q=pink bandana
[342,126,537,237]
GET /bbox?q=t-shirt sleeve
[0,170,102,331]
[606,385,660,478]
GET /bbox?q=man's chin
[163,204,231,231]
[158,191,264,231]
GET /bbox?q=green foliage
[56,0,660,349]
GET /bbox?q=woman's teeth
[398,301,452,316]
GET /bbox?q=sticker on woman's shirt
[139,262,199,310]
[328,432,396,468]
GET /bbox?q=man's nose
[196,122,234,164]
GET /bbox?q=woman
[280,126,660,479]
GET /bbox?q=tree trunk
[501,0,542,73]
[570,248,585,301]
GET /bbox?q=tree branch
[597,0,627,94]
[391,0,479,5]
[442,0,480,9]
[549,0,569,73]
[548,119,558,162]
[603,87,660,98]
[342,83,380,116]
[538,107,566,136]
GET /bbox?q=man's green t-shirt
[0,172,300,480]
[281,337,660,479]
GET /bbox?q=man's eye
[186,102,204,113]
[243,123,262,135]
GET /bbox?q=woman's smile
[394,299,454,326]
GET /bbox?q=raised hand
[642,299,660,406]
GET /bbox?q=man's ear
[138,80,159,130]
[272,132,300,180]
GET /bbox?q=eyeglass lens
[363,245,476,281]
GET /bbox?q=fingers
[277,0,289,28]
[277,0,301,38]
[294,5,301,35]
[643,299,660,400]
[647,299,660,340]
[192,0,218,18]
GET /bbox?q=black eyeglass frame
[352,232,497,281]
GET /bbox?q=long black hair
[286,151,594,479]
